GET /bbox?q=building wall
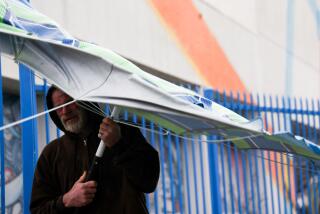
[26,0,320,99]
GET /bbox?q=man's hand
[62,172,97,207]
[98,118,121,148]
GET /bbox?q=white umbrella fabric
[0,0,319,164]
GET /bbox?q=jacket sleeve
[30,146,72,214]
[111,126,160,193]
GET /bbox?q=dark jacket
[30,87,160,214]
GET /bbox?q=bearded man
[30,86,160,214]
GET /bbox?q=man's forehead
[52,89,72,103]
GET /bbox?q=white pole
[86,106,120,181]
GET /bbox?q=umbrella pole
[85,107,120,181]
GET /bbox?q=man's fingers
[84,181,97,188]
[82,181,97,195]
[79,191,96,207]
[84,192,96,199]
[83,187,97,195]
[82,198,94,207]
[76,171,87,183]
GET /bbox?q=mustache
[60,111,80,121]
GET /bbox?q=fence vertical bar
[283,97,297,213]
[248,94,256,212]
[275,95,288,214]
[311,163,318,214]
[305,99,312,140]
[219,138,227,213]
[233,145,242,214]
[191,137,199,214]
[43,80,50,144]
[204,89,222,214]
[311,99,317,143]
[287,97,293,214]
[242,93,250,213]
[0,58,5,214]
[19,64,38,214]
[280,154,288,214]
[305,161,312,213]
[318,99,320,140]
[295,99,306,213]
[270,95,282,214]
[167,132,175,213]
[227,91,235,214]
[140,117,151,211]
[56,128,61,138]
[256,94,269,214]
[292,147,299,212]
[252,94,261,214]
[183,136,192,214]
[208,136,222,214]
[150,122,159,214]
[299,98,306,138]
[241,151,249,213]
[234,92,242,214]
[263,94,275,213]
[221,91,228,213]
[305,99,313,213]
[287,96,293,131]
[175,135,184,214]
[298,157,305,214]
[158,126,167,213]
[198,136,207,214]
[294,98,299,135]
[248,150,256,212]
[282,97,295,213]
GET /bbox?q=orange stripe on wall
[148,0,246,92]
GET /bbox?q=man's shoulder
[41,135,69,155]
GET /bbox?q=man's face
[52,89,87,134]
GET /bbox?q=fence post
[19,64,38,214]
[204,89,222,214]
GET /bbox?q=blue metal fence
[0,72,319,213]
[19,64,38,214]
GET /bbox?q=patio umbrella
[0,0,319,165]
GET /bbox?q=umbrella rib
[0,99,77,131]
[77,101,107,117]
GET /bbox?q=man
[30,86,160,214]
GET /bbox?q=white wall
[194,0,320,99]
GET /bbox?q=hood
[46,86,103,134]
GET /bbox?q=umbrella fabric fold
[0,0,319,164]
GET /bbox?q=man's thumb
[76,171,87,183]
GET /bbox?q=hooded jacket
[30,87,160,214]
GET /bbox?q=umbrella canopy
[0,0,319,163]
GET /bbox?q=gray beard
[61,109,87,134]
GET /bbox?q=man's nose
[61,106,70,115]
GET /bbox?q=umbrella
[0,0,319,165]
